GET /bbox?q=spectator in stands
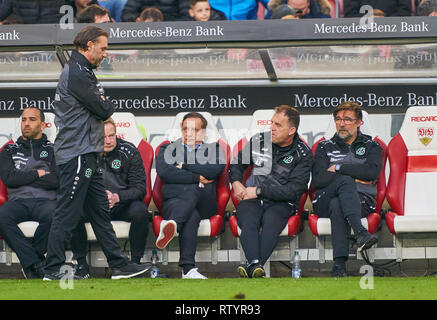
[0,107,58,279]
[43,26,150,281]
[271,4,300,18]
[77,4,112,22]
[70,117,150,277]
[311,102,381,277]
[137,7,164,21]
[188,0,226,21]
[66,0,99,21]
[0,0,66,24]
[343,0,412,17]
[155,112,225,279]
[209,0,268,20]
[98,0,128,22]
[417,0,437,16]
[268,0,331,18]
[122,0,190,21]
[230,106,312,278]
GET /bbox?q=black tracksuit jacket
[102,137,147,204]
[0,134,59,201]
[230,132,313,205]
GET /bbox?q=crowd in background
[0,0,436,25]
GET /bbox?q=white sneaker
[182,268,208,279]
[155,220,177,249]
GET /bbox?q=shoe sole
[358,236,378,252]
[237,266,249,278]
[251,267,265,278]
[155,221,177,249]
[111,266,150,280]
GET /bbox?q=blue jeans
[98,0,128,22]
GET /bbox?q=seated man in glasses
[311,102,382,277]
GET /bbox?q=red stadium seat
[152,112,230,265]
[308,110,387,262]
[227,109,308,273]
[385,106,437,260]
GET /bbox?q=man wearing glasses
[311,102,382,277]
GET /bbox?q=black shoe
[331,263,347,278]
[22,262,45,279]
[43,266,84,281]
[356,230,378,252]
[238,261,265,278]
[73,264,91,279]
[111,262,151,280]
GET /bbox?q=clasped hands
[231,181,258,201]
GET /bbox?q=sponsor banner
[1,17,437,46]
[2,85,437,116]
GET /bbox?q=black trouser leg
[0,199,54,269]
[30,199,56,261]
[236,199,264,263]
[259,202,293,265]
[162,188,214,268]
[111,200,149,263]
[71,217,88,265]
[45,154,127,273]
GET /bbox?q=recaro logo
[116,122,131,128]
[45,122,53,128]
[411,116,437,122]
[257,120,272,126]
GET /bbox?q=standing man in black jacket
[43,26,149,280]
[155,112,225,279]
[0,107,58,279]
[230,105,312,278]
[71,117,150,276]
[312,102,381,277]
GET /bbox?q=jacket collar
[70,50,96,70]
[331,130,369,146]
[16,133,48,147]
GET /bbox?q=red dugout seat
[151,112,230,263]
[307,111,387,261]
[385,106,437,235]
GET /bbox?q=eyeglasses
[334,117,357,125]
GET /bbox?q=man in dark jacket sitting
[155,112,225,279]
[312,102,381,277]
[71,117,150,277]
[230,105,312,278]
[0,107,58,279]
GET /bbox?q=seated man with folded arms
[71,117,150,277]
[155,112,225,279]
[312,102,382,277]
[230,105,312,278]
[0,107,59,279]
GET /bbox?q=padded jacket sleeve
[0,146,39,187]
[118,148,147,203]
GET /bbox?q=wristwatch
[256,187,262,197]
[335,164,342,173]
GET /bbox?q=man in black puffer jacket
[122,0,190,21]
[230,105,312,278]
[0,0,66,24]
[312,102,382,278]
[343,0,412,17]
[0,107,58,279]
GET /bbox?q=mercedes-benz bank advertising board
[0,18,436,147]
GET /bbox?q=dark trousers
[313,175,375,260]
[236,199,295,266]
[71,200,149,264]
[162,187,216,268]
[0,198,55,269]
[44,153,128,272]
